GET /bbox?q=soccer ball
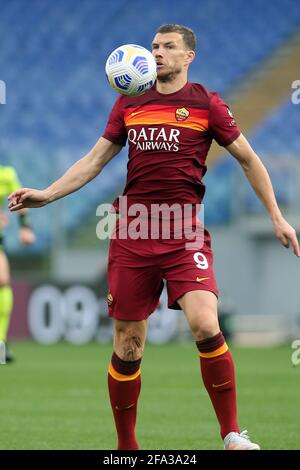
[105,44,157,96]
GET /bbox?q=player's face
[151,32,194,82]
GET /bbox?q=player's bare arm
[226,133,300,257]
[8,137,122,211]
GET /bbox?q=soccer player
[8,25,299,449]
[0,164,35,362]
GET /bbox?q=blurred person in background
[0,164,35,362]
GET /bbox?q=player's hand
[19,227,36,245]
[272,216,300,257]
[8,188,50,211]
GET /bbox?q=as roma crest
[175,107,190,121]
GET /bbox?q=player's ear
[185,50,195,65]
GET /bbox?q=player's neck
[155,75,188,94]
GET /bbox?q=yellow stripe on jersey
[124,105,209,132]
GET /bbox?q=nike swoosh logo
[115,403,135,411]
[212,380,231,388]
[196,277,210,283]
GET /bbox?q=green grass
[0,342,299,450]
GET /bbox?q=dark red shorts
[107,222,219,321]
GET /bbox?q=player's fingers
[8,196,25,209]
[9,202,25,212]
[19,190,33,202]
[7,188,29,201]
[280,229,300,257]
[8,190,33,209]
[8,198,21,209]
[290,233,300,257]
[279,233,289,248]
[8,190,28,208]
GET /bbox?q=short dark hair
[156,24,196,51]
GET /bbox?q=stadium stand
[205,99,300,223]
[1,0,300,250]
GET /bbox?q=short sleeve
[209,93,240,147]
[102,95,127,146]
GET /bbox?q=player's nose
[153,48,163,59]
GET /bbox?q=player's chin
[156,70,173,82]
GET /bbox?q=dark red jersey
[103,81,240,210]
